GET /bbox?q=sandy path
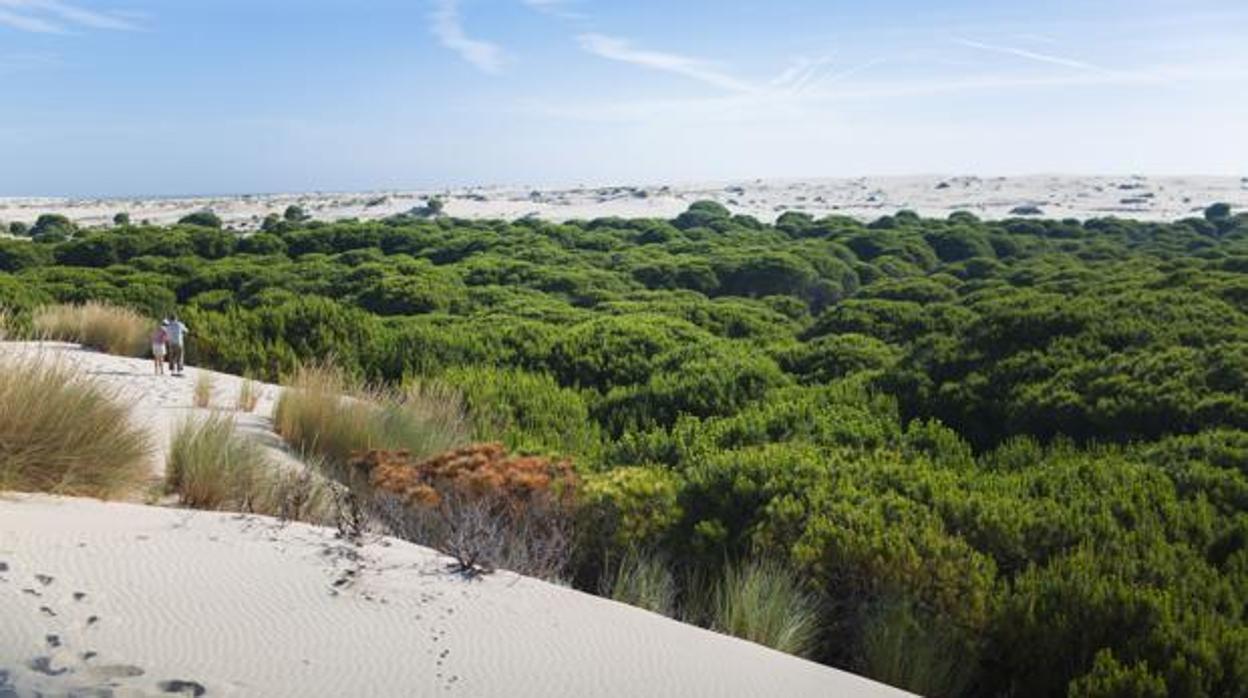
[0,495,912,697]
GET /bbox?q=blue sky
[1,0,1246,196]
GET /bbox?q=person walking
[150,322,168,376]
[165,314,189,376]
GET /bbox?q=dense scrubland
[2,201,1248,697]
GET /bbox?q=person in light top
[163,315,189,376]
[150,322,168,376]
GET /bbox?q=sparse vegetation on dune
[166,414,336,522]
[31,302,149,357]
[0,355,149,497]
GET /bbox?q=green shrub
[580,466,684,550]
[443,365,602,461]
[178,210,222,228]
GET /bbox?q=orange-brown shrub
[352,443,578,509]
[350,443,579,579]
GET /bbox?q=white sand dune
[0,344,914,697]
[3,175,1244,230]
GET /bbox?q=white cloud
[0,7,62,32]
[954,37,1110,73]
[576,33,755,93]
[0,0,139,33]
[430,0,507,74]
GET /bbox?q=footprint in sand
[157,679,208,696]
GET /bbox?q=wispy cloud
[954,37,1109,73]
[576,33,755,93]
[0,0,139,33]
[521,0,585,21]
[522,57,1248,126]
[430,0,506,74]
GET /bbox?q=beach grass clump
[193,371,214,408]
[274,363,471,466]
[711,560,821,658]
[236,378,260,412]
[599,551,677,617]
[858,596,976,698]
[0,355,150,497]
[32,302,149,357]
[166,414,272,510]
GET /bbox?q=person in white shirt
[164,315,189,375]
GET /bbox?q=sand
[2,175,1245,230]
[0,343,914,697]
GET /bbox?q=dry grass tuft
[192,371,214,408]
[274,363,471,466]
[166,414,337,522]
[166,414,270,510]
[236,378,260,412]
[32,302,150,357]
[0,354,150,497]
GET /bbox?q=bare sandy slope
[3,175,1244,230]
[0,344,913,697]
[0,495,912,698]
[0,342,297,480]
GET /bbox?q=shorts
[153,344,167,358]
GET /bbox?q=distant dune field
[3,175,1246,230]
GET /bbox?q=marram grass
[0,354,150,497]
[32,302,150,357]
